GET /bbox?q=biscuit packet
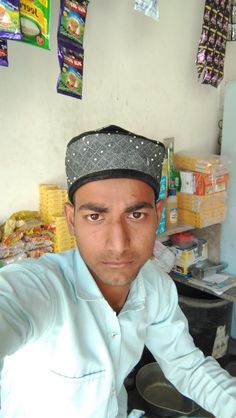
[57,37,84,99]
[58,0,89,46]
[0,38,8,66]
[20,0,50,49]
[0,0,22,39]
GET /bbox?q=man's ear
[155,199,164,226]
[64,202,75,236]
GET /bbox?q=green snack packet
[20,0,50,49]
[57,37,83,99]
[59,0,89,46]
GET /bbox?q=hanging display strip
[57,0,89,100]
[195,0,231,88]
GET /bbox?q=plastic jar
[166,188,178,230]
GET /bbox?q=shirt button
[111,332,118,338]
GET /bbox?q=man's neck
[95,281,130,313]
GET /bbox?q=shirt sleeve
[145,270,236,418]
[0,263,55,359]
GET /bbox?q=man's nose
[106,220,130,254]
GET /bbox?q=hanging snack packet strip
[196,0,231,88]
[0,38,8,66]
[57,37,84,99]
[19,0,50,49]
[57,0,89,99]
[58,0,89,46]
[0,0,22,39]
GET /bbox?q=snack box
[178,207,226,228]
[174,152,230,175]
[180,171,229,195]
[177,191,227,213]
[170,240,208,277]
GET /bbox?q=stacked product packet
[0,210,55,266]
[174,152,230,228]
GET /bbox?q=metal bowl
[136,362,198,417]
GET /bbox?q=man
[0,125,236,418]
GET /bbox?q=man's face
[65,178,164,289]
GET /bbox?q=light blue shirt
[0,250,236,418]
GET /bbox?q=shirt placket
[106,308,122,417]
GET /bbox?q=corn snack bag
[20,0,50,49]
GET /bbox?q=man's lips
[102,260,134,268]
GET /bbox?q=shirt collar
[72,250,104,301]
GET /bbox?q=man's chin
[95,269,139,287]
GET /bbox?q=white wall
[0,0,231,222]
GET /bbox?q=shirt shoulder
[141,258,175,292]
[0,250,78,298]
[0,250,75,274]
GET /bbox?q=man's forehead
[73,178,156,207]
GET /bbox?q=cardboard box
[180,171,229,195]
[170,240,208,277]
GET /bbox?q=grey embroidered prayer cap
[65,125,165,202]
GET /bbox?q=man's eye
[128,212,145,220]
[87,213,101,221]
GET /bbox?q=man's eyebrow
[77,203,109,213]
[125,202,154,212]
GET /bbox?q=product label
[169,208,178,223]
[20,0,50,49]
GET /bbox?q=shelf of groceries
[154,139,235,301]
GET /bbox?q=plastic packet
[26,246,52,258]
[25,239,52,251]
[24,232,54,241]
[58,0,89,46]
[0,0,22,40]
[2,252,27,265]
[2,230,24,246]
[0,240,25,259]
[57,37,84,99]
[0,38,8,66]
[152,239,176,273]
[2,210,41,245]
[134,0,159,20]
[19,0,50,49]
